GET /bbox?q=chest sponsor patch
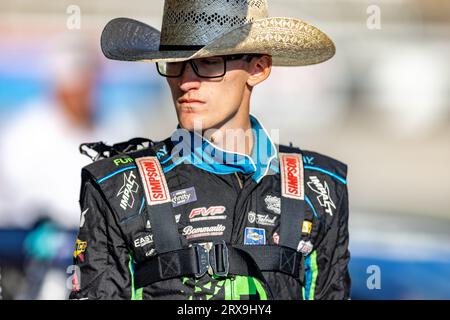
[117,171,139,210]
[136,157,171,206]
[171,187,197,207]
[297,240,314,256]
[307,176,336,216]
[182,224,226,240]
[280,153,304,200]
[273,232,280,245]
[247,211,277,227]
[134,234,154,248]
[244,227,266,245]
[189,206,226,222]
[264,195,281,214]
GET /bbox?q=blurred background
[0,0,449,300]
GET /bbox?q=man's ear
[247,55,272,87]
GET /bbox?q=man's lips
[178,98,205,104]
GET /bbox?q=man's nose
[178,62,201,91]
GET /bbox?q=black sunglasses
[156,54,259,78]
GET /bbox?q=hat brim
[101,17,335,67]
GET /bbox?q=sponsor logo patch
[307,176,336,216]
[189,206,226,222]
[182,224,226,240]
[113,157,134,166]
[297,240,314,256]
[171,187,197,207]
[248,211,256,224]
[79,208,88,228]
[264,195,281,214]
[273,232,280,245]
[302,221,312,234]
[280,153,304,200]
[145,248,156,257]
[134,234,153,248]
[247,211,277,227]
[136,157,170,206]
[244,227,266,245]
[74,239,87,259]
[117,171,139,210]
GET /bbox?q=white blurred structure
[368,45,449,137]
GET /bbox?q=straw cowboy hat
[101,0,335,66]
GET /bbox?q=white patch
[248,211,256,224]
[182,224,226,240]
[79,208,88,228]
[264,195,281,214]
[117,171,139,210]
[307,176,336,216]
[297,240,314,256]
[134,235,153,248]
[247,211,277,227]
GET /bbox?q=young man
[70,0,350,300]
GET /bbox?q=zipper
[234,172,243,190]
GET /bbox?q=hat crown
[160,0,269,49]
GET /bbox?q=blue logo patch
[244,227,266,245]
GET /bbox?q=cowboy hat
[101,0,335,66]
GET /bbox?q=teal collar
[170,115,278,183]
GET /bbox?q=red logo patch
[280,153,304,200]
[136,157,170,205]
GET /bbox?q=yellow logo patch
[73,239,87,258]
[302,221,312,234]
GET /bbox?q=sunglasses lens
[192,57,225,77]
[157,62,184,77]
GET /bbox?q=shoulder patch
[80,138,160,183]
[82,155,137,184]
[277,144,348,183]
[277,145,348,219]
[302,150,347,184]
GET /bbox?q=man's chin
[178,115,212,132]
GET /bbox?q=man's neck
[204,109,254,157]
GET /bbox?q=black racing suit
[70,118,351,300]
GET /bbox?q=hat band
[159,45,205,51]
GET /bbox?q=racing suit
[69,115,351,300]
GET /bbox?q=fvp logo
[189,206,226,219]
